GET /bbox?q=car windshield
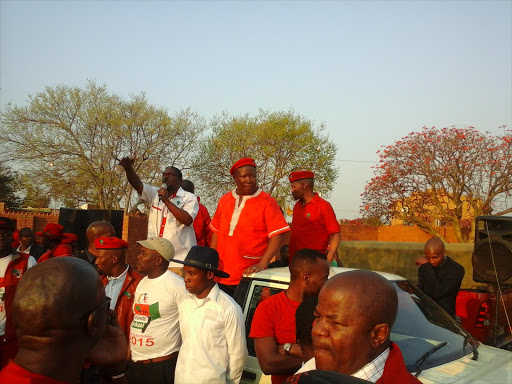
[392,280,475,371]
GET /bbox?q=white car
[233,267,512,384]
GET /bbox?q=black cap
[173,246,230,278]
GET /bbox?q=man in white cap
[127,237,187,384]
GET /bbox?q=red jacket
[37,244,73,263]
[1,253,30,342]
[100,267,143,339]
[377,342,422,384]
[193,198,212,247]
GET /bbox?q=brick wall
[122,215,148,267]
[340,223,462,243]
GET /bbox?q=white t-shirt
[129,270,187,361]
[141,185,199,267]
[175,284,248,384]
[0,253,36,336]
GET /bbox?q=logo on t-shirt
[131,302,161,333]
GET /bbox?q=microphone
[159,183,167,202]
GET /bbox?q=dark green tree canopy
[191,109,339,210]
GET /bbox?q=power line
[334,159,376,163]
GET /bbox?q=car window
[241,281,285,357]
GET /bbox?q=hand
[118,157,134,169]
[87,309,128,374]
[158,187,169,201]
[243,262,266,276]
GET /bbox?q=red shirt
[194,198,212,247]
[288,194,340,260]
[249,291,299,384]
[37,244,73,264]
[0,361,71,384]
[210,189,290,286]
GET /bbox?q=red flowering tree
[361,126,512,243]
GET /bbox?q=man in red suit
[181,180,212,247]
[36,223,74,263]
[94,237,144,340]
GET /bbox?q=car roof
[250,266,407,283]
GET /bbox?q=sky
[1,0,511,219]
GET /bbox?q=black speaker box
[472,216,512,285]
[58,208,124,251]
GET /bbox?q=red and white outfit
[141,184,199,266]
[249,291,299,384]
[0,252,34,369]
[288,193,340,260]
[210,188,290,286]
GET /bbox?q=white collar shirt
[294,347,390,382]
[105,265,129,310]
[352,347,390,382]
[175,283,248,384]
[141,184,199,266]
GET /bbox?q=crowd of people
[0,156,465,384]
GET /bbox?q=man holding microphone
[119,157,198,274]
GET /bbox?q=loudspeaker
[59,208,124,251]
[472,216,512,285]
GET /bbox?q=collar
[352,347,390,382]
[107,265,129,281]
[190,282,220,306]
[231,187,262,200]
[16,245,31,253]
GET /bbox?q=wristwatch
[283,343,292,355]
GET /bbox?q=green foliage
[191,109,338,209]
[0,164,21,209]
[0,81,206,211]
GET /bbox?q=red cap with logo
[95,237,129,250]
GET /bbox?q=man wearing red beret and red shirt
[94,237,144,339]
[210,158,290,296]
[36,223,74,263]
[288,171,341,263]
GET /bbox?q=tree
[191,109,338,210]
[0,163,21,209]
[0,81,206,211]
[361,126,512,243]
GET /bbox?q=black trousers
[127,355,178,384]
[218,282,237,297]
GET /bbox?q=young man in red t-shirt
[249,249,329,384]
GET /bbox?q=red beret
[61,233,79,244]
[95,237,129,250]
[230,157,257,175]
[36,223,65,239]
[0,217,16,231]
[289,171,315,183]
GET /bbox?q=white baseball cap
[137,237,175,261]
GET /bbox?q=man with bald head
[418,238,464,318]
[312,270,421,383]
[0,257,128,383]
[76,221,116,269]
